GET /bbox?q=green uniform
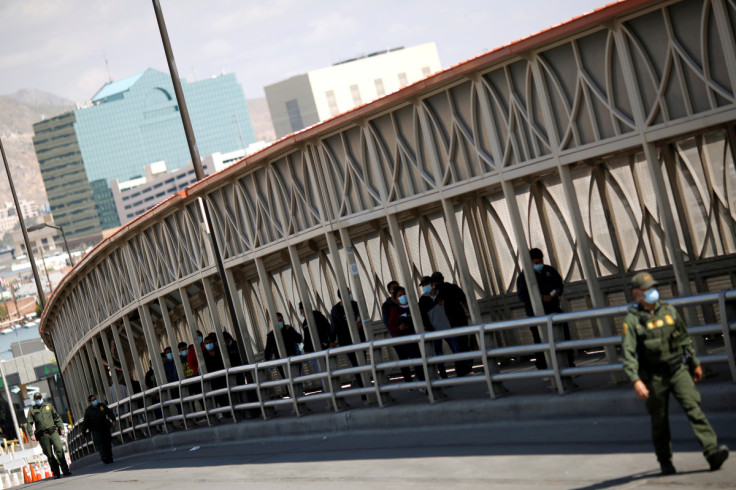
[81,402,116,464]
[25,401,70,477]
[622,301,719,464]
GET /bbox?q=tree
[0,304,7,321]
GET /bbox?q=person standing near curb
[25,392,71,479]
[81,394,117,464]
[622,271,729,475]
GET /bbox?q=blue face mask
[180,349,188,357]
[533,263,544,272]
[197,336,203,343]
[422,285,432,294]
[35,399,42,406]
[166,353,173,360]
[398,295,408,305]
[92,400,99,407]
[205,343,215,351]
[349,294,354,301]
[644,288,660,304]
[278,321,284,329]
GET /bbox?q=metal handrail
[69,290,736,459]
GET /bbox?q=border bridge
[35,0,736,458]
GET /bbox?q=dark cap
[33,392,42,400]
[429,272,444,283]
[419,276,432,286]
[631,272,658,290]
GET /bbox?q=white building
[265,43,441,139]
[0,200,41,234]
[111,149,249,225]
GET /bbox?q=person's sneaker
[660,461,676,475]
[63,471,72,476]
[707,445,729,471]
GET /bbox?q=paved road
[34,413,735,489]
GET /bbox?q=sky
[0,0,609,104]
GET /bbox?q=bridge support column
[324,231,373,401]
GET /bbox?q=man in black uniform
[25,392,71,478]
[517,248,575,369]
[81,394,117,464]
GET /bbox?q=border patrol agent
[622,272,729,475]
[25,392,71,479]
[81,394,117,464]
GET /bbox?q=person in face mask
[622,271,729,475]
[516,248,574,370]
[81,394,117,465]
[25,392,71,478]
[386,286,425,383]
[162,347,179,383]
[264,313,303,361]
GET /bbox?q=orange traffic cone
[30,462,39,481]
[36,462,45,481]
[22,464,31,484]
[44,461,53,479]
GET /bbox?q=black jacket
[264,326,303,360]
[517,265,564,316]
[302,310,332,352]
[434,282,468,328]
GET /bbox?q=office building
[32,68,256,240]
[265,43,441,139]
[111,150,247,225]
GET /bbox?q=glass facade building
[33,68,255,240]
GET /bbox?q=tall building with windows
[265,43,441,139]
[32,68,255,240]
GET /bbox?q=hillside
[0,89,74,205]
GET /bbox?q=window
[398,72,408,87]
[325,90,339,116]
[285,99,304,132]
[374,79,385,97]
[422,66,431,77]
[350,85,362,106]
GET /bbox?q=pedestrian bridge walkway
[37,0,736,450]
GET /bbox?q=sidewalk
[71,375,736,470]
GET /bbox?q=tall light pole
[151,0,249,364]
[1,135,72,420]
[27,223,75,267]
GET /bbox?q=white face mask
[644,288,660,304]
[35,398,43,406]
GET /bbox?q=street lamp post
[27,223,75,267]
[1,135,72,422]
[151,0,249,365]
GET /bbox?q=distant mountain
[5,88,73,107]
[0,90,74,207]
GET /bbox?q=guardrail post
[718,291,736,383]
[479,325,507,398]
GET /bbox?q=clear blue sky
[0,0,609,103]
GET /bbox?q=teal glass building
[33,68,255,240]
